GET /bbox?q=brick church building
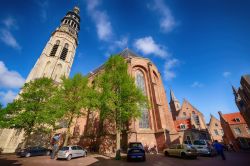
[0,6,180,154]
[75,49,179,155]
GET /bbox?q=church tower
[26,6,80,83]
[169,89,181,120]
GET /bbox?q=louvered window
[60,43,68,61]
[50,40,60,56]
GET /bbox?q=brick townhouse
[218,111,250,151]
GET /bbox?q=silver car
[57,145,87,160]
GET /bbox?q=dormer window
[235,118,240,122]
[180,124,186,130]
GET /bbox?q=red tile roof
[222,112,246,125]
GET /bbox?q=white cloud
[149,0,176,33]
[223,72,231,78]
[0,61,25,89]
[0,29,21,50]
[134,36,169,58]
[86,0,113,41]
[3,17,18,29]
[0,90,17,104]
[164,58,179,80]
[0,16,21,50]
[36,0,49,22]
[191,81,204,88]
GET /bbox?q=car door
[71,146,77,158]
[77,146,84,157]
[31,147,39,156]
[168,144,177,156]
[176,144,183,157]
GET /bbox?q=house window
[221,129,224,135]
[60,43,69,61]
[180,124,186,130]
[50,40,60,56]
[214,129,219,135]
[215,123,218,127]
[246,127,250,134]
[135,70,149,129]
[183,112,186,116]
[192,111,195,114]
[235,118,240,122]
[234,128,241,135]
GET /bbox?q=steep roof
[170,89,178,102]
[181,99,203,115]
[221,112,246,125]
[88,48,144,77]
[118,48,140,58]
[208,114,220,127]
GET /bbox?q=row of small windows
[49,40,69,61]
[63,19,78,30]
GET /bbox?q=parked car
[57,145,87,160]
[191,140,217,156]
[16,146,51,157]
[127,142,146,162]
[164,144,198,159]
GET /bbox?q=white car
[57,145,87,160]
[190,140,216,156]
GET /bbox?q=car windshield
[193,140,206,145]
[129,143,143,148]
[186,145,196,149]
[60,147,69,151]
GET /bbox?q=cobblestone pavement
[1,152,250,166]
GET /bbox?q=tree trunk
[63,115,73,146]
[63,127,70,146]
[21,131,30,149]
[115,129,121,160]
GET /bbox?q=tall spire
[232,85,238,95]
[170,89,178,101]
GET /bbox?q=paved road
[1,152,250,166]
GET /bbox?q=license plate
[133,150,140,152]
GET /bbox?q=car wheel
[164,151,169,156]
[181,152,186,159]
[192,156,197,159]
[67,154,72,161]
[83,152,87,157]
[46,151,51,156]
[25,153,31,158]
[142,155,146,162]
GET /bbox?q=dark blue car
[16,146,51,157]
[127,142,146,162]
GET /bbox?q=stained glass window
[135,70,149,128]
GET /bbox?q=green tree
[51,73,99,146]
[1,78,59,147]
[95,55,148,159]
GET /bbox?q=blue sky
[0,0,249,122]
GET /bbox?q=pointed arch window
[50,40,60,57]
[60,43,68,61]
[135,70,149,128]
